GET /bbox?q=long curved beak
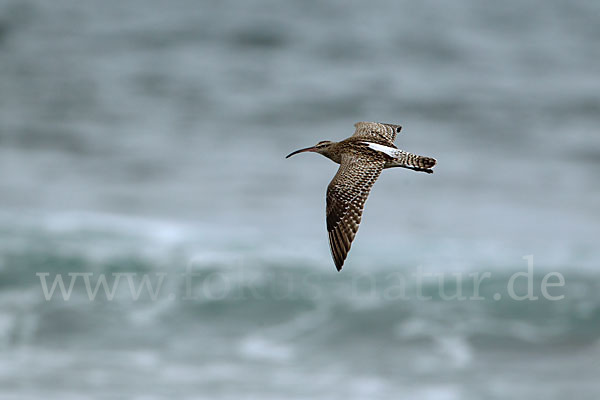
[285,146,317,159]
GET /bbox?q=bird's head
[286,140,336,159]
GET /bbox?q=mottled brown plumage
[286,122,436,271]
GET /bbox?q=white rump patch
[363,142,400,158]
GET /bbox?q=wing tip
[380,122,402,134]
[328,230,347,272]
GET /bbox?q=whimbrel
[286,122,436,271]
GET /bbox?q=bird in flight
[286,122,436,271]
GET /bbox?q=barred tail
[385,150,436,172]
[397,150,436,168]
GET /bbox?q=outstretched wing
[326,153,384,271]
[352,122,402,145]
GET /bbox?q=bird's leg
[398,165,434,174]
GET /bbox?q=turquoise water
[1,212,599,399]
[1,0,600,398]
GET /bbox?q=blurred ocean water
[0,0,599,399]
